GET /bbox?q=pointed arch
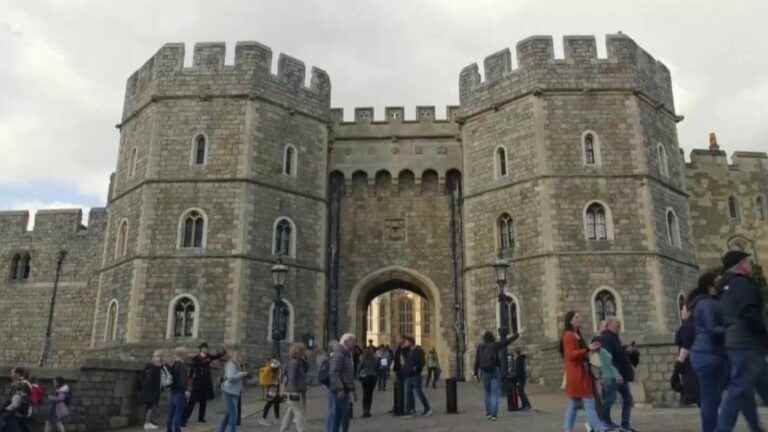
[581,130,601,167]
[666,208,681,248]
[591,287,624,332]
[104,299,119,341]
[583,200,614,241]
[191,134,209,166]
[272,217,297,258]
[657,143,669,178]
[116,219,129,258]
[495,145,509,178]
[166,294,200,339]
[497,213,515,256]
[267,298,295,342]
[496,291,522,336]
[178,209,208,249]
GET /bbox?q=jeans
[691,352,727,432]
[167,392,186,432]
[326,391,350,432]
[280,395,305,432]
[563,398,603,432]
[600,379,619,426]
[602,381,633,428]
[426,367,440,388]
[377,368,389,391]
[218,393,238,432]
[361,376,377,415]
[482,368,501,417]
[716,349,767,432]
[516,377,531,408]
[406,375,431,414]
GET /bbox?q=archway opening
[363,282,433,350]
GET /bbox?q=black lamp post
[271,257,288,362]
[492,257,513,407]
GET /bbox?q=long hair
[482,330,495,344]
[559,311,584,358]
[686,269,721,306]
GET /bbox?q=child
[44,377,70,432]
[256,359,281,426]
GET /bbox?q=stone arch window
[166,294,199,339]
[497,213,515,256]
[658,143,669,178]
[755,195,766,221]
[728,195,741,223]
[9,252,31,281]
[496,292,521,336]
[192,134,208,166]
[375,170,392,195]
[495,145,508,178]
[399,298,414,337]
[267,298,295,342]
[105,299,119,341]
[129,148,138,178]
[378,299,388,335]
[666,208,681,248]
[582,131,601,167]
[283,144,298,176]
[179,209,207,249]
[591,287,623,332]
[272,217,296,258]
[584,201,613,241]
[421,298,431,336]
[116,219,129,258]
[398,170,415,194]
[422,170,439,194]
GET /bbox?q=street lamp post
[492,258,513,409]
[271,257,288,363]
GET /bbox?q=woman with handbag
[560,311,605,432]
[358,347,379,418]
[44,377,70,432]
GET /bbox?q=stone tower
[93,41,331,363]
[457,34,699,371]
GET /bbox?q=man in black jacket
[601,318,636,432]
[403,337,431,416]
[513,348,531,410]
[716,251,768,432]
[167,347,190,432]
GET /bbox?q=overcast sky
[1,0,766,221]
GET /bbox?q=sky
[1,0,766,224]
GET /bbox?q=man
[473,330,519,421]
[183,342,224,425]
[167,347,190,432]
[716,251,768,432]
[601,319,636,432]
[328,333,356,432]
[513,347,531,410]
[392,338,409,416]
[3,367,31,432]
[403,337,432,417]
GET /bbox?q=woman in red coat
[560,311,604,432]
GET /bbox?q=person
[166,347,190,432]
[358,347,379,418]
[323,340,339,432]
[716,251,768,432]
[257,359,282,426]
[12,369,31,432]
[328,333,356,432]
[403,337,431,417]
[672,305,699,406]
[258,358,278,400]
[44,377,70,432]
[375,346,390,391]
[513,347,531,410]
[590,336,622,431]
[425,348,440,388]
[687,270,726,432]
[473,330,519,421]
[140,350,164,430]
[561,311,604,432]
[392,339,408,416]
[1,367,31,432]
[184,342,224,425]
[281,343,308,432]
[219,349,249,432]
[600,318,636,432]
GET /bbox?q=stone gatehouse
[0,34,765,387]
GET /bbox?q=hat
[722,250,750,270]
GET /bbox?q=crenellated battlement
[458,34,674,116]
[122,41,331,122]
[0,208,108,236]
[688,148,768,172]
[330,105,460,125]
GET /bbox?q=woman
[257,359,282,426]
[425,348,440,388]
[358,347,379,418]
[280,343,308,432]
[688,270,727,432]
[560,311,604,432]
[140,350,163,430]
[44,377,70,432]
[184,342,224,425]
[672,305,699,406]
[219,350,249,432]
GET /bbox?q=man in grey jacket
[716,250,768,432]
[327,333,357,432]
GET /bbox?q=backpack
[476,344,498,372]
[318,357,331,387]
[160,365,174,389]
[63,388,73,406]
[29,384,44,408]
[258,366,275,387]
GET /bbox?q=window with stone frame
[658,143,669,177]
[594,290,617,323]
[274,218,293,257]
[399,298,414,337]
[421,298,431,336]
[496,147,508,178]
[666,209,681,248]
[193,135,207,165]
[106,300,118,341]
[755,195,766,221]
[585,203,608,240]
[129,148,138,178]
[379,299,388,335]
[283,145,297,176]
[173,297,196,338]
[9,252,31,281]
[728,196,741,223]
[583,133,597,166]
[498,213,515,256]
[181,210,205,248]
[116,220,129,258]
[507,297,519,335]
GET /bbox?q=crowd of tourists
[0,367,71,432]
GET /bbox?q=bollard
[446,377,458,414]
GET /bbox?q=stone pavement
[127,382,765,432]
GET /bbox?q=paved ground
[134,382,765,432]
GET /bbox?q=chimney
[709,132,720,153]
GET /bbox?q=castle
[1,34,765,388]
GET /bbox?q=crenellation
[386,106,404,122]
[515,35,555,68]
[483,48,512,82]
[446,105,460,122]
[234,41,272,72]
[0,211,29,235]
[355,107,374,123]
[310,67,331,95]
[416,106,435,122]
[563,35,598,63]
[330,108,344,123]
[277,53,306,89]
[34,209,83,234]
[193,42,226,72]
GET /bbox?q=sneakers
[422,409,433,417]
[490,416,497,421]
[256,418,271,426]
[143,423,158,430]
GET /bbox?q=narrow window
[283,146,296,176]
[498,213,515,255]
[181,211,205,248]
[193,135,207,165]
[497,147,508,177]
[173,297,195,338]
[378,299,387,335]
[116,220,129,258]
[422,299,431,336]
[584,133,596,165]
[21,254,30,279]
[755,196,766,221]
[586,203,608,240]
[106,301,118,341]
[667,210,681,247]
[658,144,669,177]
[594,290,617,323]
[129,148,138,178]
[274,219,293,256]
[9,254,21,281]
[508,298,519,335]
[728,196,740,222]
[399,298,414,337]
